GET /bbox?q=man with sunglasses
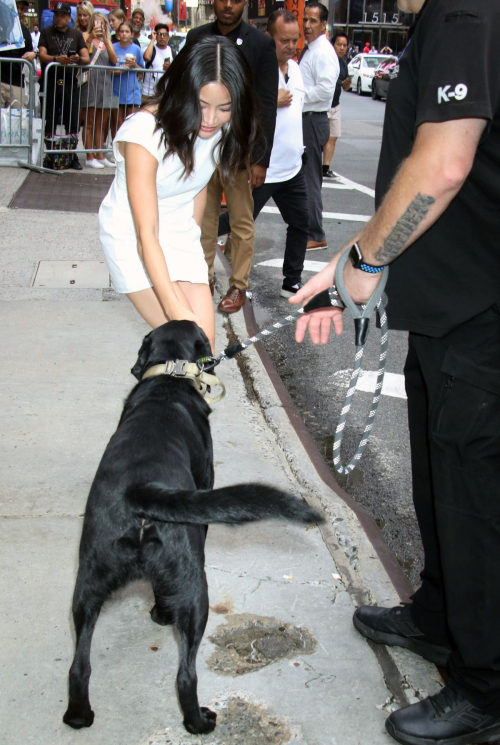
[142,23,173,103]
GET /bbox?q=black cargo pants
[405,305,500,713]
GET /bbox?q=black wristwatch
[349,242,386,274]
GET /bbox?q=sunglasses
[157,32,169,37]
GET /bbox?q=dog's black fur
[63,321,322,735]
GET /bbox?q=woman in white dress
[99,36,259,351]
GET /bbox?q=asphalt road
[240,90,423,588]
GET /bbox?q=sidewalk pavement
[0,167,441,745]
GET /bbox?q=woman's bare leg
[176,282,215,353]
[84,107,95,160]
[126,288,169,328]
[110,107,119,139]
[94,108,109,160]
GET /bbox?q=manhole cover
[32,260,110,288]
[207,613,316,676]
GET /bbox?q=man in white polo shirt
[299,1,338,250]
[218,9,308,298]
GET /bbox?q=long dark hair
[151,36,261,183]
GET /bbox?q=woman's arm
[193,185,208,229]
[124,142,196,321]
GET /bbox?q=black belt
[302,111,328,117]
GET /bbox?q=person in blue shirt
[112,21,144,131]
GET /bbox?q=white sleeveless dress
[99,110,221,293]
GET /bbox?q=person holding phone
[80,12,117,169]
[111,21,145,135]
[38,2,90,169]
[142,23,173,104]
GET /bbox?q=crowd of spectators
[0,2,174,170]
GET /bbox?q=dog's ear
[194,329,212,358]
[131,333,152,380]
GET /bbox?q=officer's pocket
[431,346,500,475]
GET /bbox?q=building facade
[247,0,413,53]
[332,0,413,53]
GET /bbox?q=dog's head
[131,321,212,381]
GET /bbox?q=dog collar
[141,360,226,405]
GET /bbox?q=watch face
[350,243,362,267]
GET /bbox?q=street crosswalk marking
[334,369,407,399]
[261,206,370,222]
[326,173,375,198]
[257,258,328,272]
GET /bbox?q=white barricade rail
[34,62,164,173]
[0,57,38,167]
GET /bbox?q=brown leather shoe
[218,286,246,313]
[209,279,215,297]
[306,239,328,251]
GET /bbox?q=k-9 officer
[291,1,500,743]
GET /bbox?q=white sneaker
[85,159,104,169]
[101,158,116,168]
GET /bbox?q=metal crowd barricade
[0,57,37,167]
[32,61,161,174]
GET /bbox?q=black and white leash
[199,252,389,474]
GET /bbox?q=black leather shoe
[386,686,500,745]
[353,605,451,666]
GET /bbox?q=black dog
[63,321,321,735]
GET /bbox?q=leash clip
[196,356,220,372]
[164,360,189,376]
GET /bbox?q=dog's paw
[183,707,217,735]
[63,704,95,729]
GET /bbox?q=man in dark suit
[187,0,278,313]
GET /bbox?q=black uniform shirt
[377,0,500,337]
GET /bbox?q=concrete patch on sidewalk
[207,613,316,676]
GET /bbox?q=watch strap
[349,243,386,274]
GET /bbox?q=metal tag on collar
[164,360,188,376]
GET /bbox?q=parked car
[348,53,393,95]
[371,57,398,100]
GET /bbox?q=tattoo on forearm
[375,193,435,264]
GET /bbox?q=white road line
[322,183,356,190]
[258,258,328,273]
[329,173,375,199]
[261,206,370,222]
[334,370,407,400]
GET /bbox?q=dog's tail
[124,483,323,526]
